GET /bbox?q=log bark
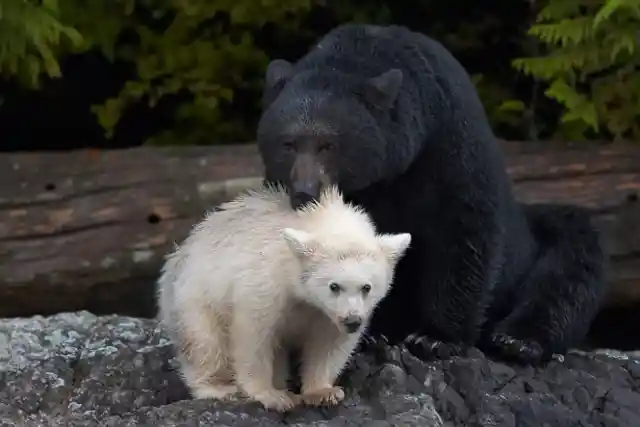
[0,141,639,318]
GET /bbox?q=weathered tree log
[0,141,639,319]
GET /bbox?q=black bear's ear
[363,69,403,110]
[265,59,293,90]
[262,59,294,108]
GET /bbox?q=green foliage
[328,1,391,23]
[471,74,530,137]
[0,0,85,88]
[4,0,636,144]
[513,0,640,140]
[57,0,134,60]
[72,0,314,145]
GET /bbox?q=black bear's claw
[357,334,394,362]
[359,334,389,349]
[487,332,547,366]
[404,334,467,361]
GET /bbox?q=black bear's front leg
[404,194,504,362]
[404,334,468,360]
[480,204,606,366]
[483,332,546,365]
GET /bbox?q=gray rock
[0,312,638,427]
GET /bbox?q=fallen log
[0,141,639,319]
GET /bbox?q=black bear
[255,23,607,365]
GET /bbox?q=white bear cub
[157,184,411,412]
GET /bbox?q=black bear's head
[257,59,404,210]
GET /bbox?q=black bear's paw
[357,334,393,362]
[404,334,467,361]
[358,334,389,351]
[486,332,548,366]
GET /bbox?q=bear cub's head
[280,187,411,334]
[282,227,410,334]
[257,59,404,210]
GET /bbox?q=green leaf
[594,0,640,28]
[498,100,526,112]
[545,80,599,131]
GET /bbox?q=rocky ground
[1,311,639,427]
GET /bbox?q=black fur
[256,24,607,366]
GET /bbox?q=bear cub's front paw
[191,384,239,400]
[485,332,547,366]
[302,386,345,407]
[250,388,301,412]
[404,334,468,361]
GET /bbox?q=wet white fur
[157,184,411,410]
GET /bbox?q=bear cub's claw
[252,389,301,412]
[486,332,547,366]
[302,386,345,407]
[404,333,468,361]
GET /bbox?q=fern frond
[528,17,595,47]
[590,67,640,138]
[545,79,599,130]
[513,46,611,79]
[537,0,583,22]
[0,0,84,86]
[594,0,640,28]
[603,24,639,60]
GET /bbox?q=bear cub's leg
[232,303,300,412]
[177,308,238,400]
[299,317,360,407]
[272,345,291,390]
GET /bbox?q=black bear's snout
[289,153,325,209]
[292,180,320,197]
[290,188,317,209]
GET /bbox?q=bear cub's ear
[364,69,404,110]
[282,228,318,258]
[265,59,294,90]
[377,232,412,263]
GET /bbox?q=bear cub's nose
[341,315,363,333]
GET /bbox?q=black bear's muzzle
[291,188,317,209]
[289,153,326,209]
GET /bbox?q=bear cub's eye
[329,282,341,293]
[283,141,295,152]
[361,284,372,295]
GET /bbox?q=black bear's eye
[318,142,335,153]
[361,284,372,294]
[329,282,341,293]
[283,141,295,151]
